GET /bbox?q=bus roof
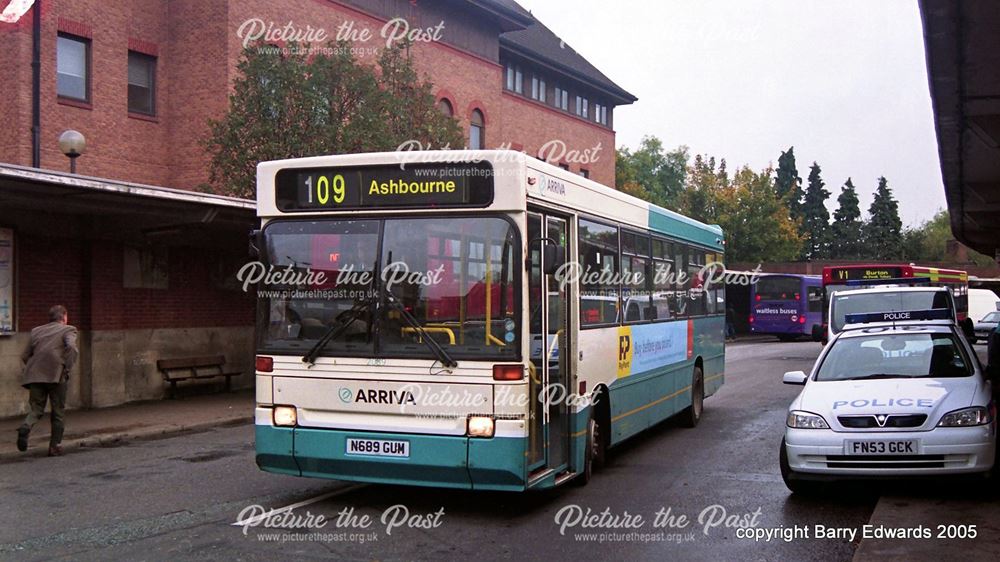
[257,150,725,251]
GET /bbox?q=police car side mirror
[783,370,807,385]
[960,318,975,342]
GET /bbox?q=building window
[558,163,570,171]
[531,76,546,103]
[575,96,589,118]
[505,63,522,94]
[127,51,156,115]
[438,98,454,117]
[57,34,90,102]
[579,169,589,179]
[594,103,608,125]
[554,86,568,111]
[470,109,485,149]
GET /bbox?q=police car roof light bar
[844,308,951,325]
[844,277,932,287]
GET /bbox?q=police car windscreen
[832,291,951,332]
[815,333,971,381]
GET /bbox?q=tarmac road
[0,340,888,561]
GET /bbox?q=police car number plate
[845,440,918,455]
[345,438,410,458]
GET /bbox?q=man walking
[16,305,78,456]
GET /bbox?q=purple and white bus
[749,274,822,341]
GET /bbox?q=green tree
[902,209,996,266]
[801,162,831,259]
[830,178,864,259]
[774,147,803,219]
[716,166,804,262]
[866,176,903,260]
[676,154,725,223]
[205,42,463,198]
[615,136,688,207]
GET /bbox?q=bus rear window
[755,277,801,301]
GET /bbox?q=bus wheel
[592,388,609,469]
[577,417,597,486]
[681,366,704,428]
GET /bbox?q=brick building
[0,0,636,187]
[0,0,636,415]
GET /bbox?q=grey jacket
[21,322,79,387]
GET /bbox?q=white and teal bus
[252,151,726,491]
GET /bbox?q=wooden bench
[157,355,242,398]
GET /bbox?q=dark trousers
[20,381,67,447]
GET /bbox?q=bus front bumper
[255,423,528,491]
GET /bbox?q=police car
[825,284,957,343]
[780,308,996,493]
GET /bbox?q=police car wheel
[780,438,816,494]
[681,366,704,428]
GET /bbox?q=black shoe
[16,428,28,452]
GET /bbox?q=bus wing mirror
[543,243,565,275]
[249,229,263,259]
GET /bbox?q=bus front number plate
[346,438,410,458]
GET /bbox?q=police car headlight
[938,407,992,427]
[786,410,830,429]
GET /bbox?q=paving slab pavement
[854,487,1000,561]
[0,390,254,460]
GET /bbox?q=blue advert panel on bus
[274,162,495,211]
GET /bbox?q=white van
[969,288,1000,324]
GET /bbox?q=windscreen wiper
[847,373,916,381]
[301,296,376,367]
[383,288,458,369]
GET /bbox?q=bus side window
[626,301,640,322]
[807,287,823,313]
[579,219,620,327]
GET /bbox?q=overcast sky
[516,0,943,226]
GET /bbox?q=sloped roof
[499,13,637,104]
[473,0,534,23]
[469,0,535,31]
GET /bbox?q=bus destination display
[829,266,903,281]
[275,163,494,211]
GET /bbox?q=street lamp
[58,129,85,174]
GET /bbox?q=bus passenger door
[526,212,571,474]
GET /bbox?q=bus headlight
[467,416,495,438]
[938,407,992,427]
[786,410,829,429]
[273,405,298,427]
